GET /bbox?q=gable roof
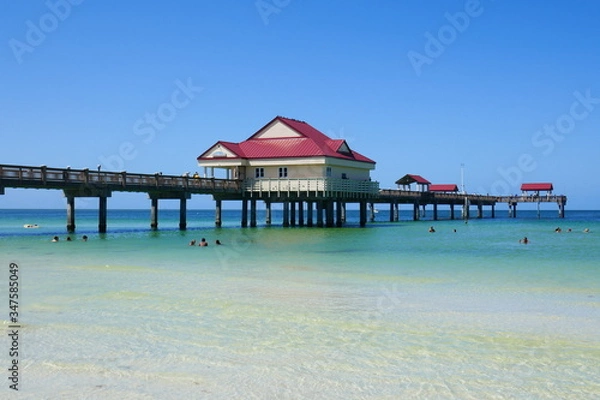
[429,184,459,192]
[197,116,375,164]
[521,183,553,191]
[395,174,431,186]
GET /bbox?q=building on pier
[197,116,379,228]
[197,116,376,183]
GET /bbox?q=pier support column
[394,203,399,222]
[265,200,271,226]
[491,204,495,218]
[316,201,324,227]
[413,202,420,221]
[179,198,187,230]
[336,200,343,227]
[359,201,367,227]
[250,199,257,227]
[462,198,470,220]
[369,202,376,222]
[558,202,565,218]
[215,199,222,227]
[241,199,248,227]
[298,201,304,226]
[150,198,158,230]
[450,204,455,220]
[307,201,314,227]
[510,203,517,218]
[433,202,438,221]
[389,202,395,222]
[283,202,290,227]
[341,202,347,223]
[325,200,334,227]
[99,196,108,233]
[477,203,483,219]
[66,196,75,233]
[290,201,296,227]
[65,189,112,233]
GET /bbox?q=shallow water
[1,209,599,398]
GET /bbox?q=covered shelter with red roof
[395,174,431,192]
[521,183,553,195]
[429,184,459,193]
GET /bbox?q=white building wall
[249,164,372,180]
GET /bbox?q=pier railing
[244,178,380,197]
[497,194,567,204]
[0,164,241,193]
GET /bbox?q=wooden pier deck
[0,163,567,232]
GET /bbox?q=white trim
[201,143,239,158]
[198,156,375,171]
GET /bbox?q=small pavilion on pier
[395,174,431,191]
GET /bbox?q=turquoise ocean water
[1,208,599,399]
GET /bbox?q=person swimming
[51,236,59,242]
[519,237,529,244]
[428,226,436,233]
[189,239,196,246]
[199,238,208,247]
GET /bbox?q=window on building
[326,167,332,177]
[255,168,264,178]
[278,167,288,178]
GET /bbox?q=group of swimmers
[555,227,590,233]
[189,238,222,247]
[428,226,458,233]
[52,235,88,242]
[519,227,591,244]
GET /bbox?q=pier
[0,163,568,232]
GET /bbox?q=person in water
[215,239,222,245]
[428,226,436,233]
[199,238,208,247]
[51,236,59,242]
[519,237,529,244]
[189,239,196,246]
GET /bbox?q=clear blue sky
[1,0,599,209]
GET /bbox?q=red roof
[395,174,431,186]
[521,183,553,191]
[429,184,459,192]
[197,116,375,164]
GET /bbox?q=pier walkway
[0,163,567,232]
